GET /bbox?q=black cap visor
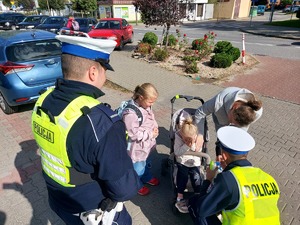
[95,58,114,71]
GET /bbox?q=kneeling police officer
[188,126,280,225]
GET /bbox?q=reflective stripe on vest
[222,166,280,225]
[32,88,100,187]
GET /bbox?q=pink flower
[211,32,214,35]
[204,34,208,39]
[184,34,186,37]
[195,50,199,54]
[200,42,203,45]
[195,40,199,45]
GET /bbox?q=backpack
[72,20,80,31]
[116,100,143,126]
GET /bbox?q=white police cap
[217,126,255,155]
[55,35,117,71]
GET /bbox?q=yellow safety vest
[31,88,100,187]
[222,166,280,225]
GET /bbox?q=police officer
[188,126,280,225]
[31,35,142,225]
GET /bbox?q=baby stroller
[161,95,211,214]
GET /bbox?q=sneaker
[138,186,150,196]
[146,177,160,186]
[175,200,189,213]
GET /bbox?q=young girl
[174,116,203,213]
[122,83,159,196]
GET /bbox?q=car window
[96,20,120,29]
[43,17,63,24]
[122,19,128,27]
[77,18,88,26]
[6,40,61,62]
[24,16,42,22]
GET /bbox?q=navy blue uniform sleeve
[188,172,239,219]
[95,121,142,201]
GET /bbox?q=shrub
[210,53,232,68]
[227,47,241,62]
[137,43,152,55]
[142,32,158,47]
[182,55,198,62]
[163,34,177,46]
[152,48,169,61]
[191,32,216,59]
[214,41,233,54]
[185,61,199,74]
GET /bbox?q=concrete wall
[238,0,251,18]
[213,1,235,19]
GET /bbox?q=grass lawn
[266,19,300,28]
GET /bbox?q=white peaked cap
[55,35,117,71]
[217,126,255,154]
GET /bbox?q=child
[174,116,203,213]
[122,83,159,196]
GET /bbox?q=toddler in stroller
[161,95,211,214]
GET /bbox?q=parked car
[0,12,25,30]
[257,5,266,15]
[283,5,300,13]
[35,16,68,34]
[17,15,49,30]
[88,18,134,50]
[59,17,98,33]
[0,30,62,114]
[282,4,291,12]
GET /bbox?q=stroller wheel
[172,202,180,215]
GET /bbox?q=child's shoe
[146,177,160,186]
[175,199,189,213]
[138,186,150,196]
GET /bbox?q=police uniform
[188,126,280,225]
[31,36,142,225]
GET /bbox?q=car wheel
[11,25,16,30]
[117,38,124,51]
[0,92,18,114]
[129,32,134,43]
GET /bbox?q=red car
[88,18,134,50]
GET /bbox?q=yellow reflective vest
[31,88,100,187]
[222,166,280,225]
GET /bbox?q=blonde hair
[132,83,158,100]
[180,117,198,138]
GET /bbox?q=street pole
[269,3,275,23]
[46,0,50,16]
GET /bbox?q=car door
[122,19,132,41]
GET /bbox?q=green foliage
[227,47,241,62]
[163,34,177,46]
[185,61,199,74]
[182,55,198,62]
[153,48,169,61]
[72,0,97,12]
[38,0,65,10]
[210,53,232,68]
[175,29,189,49]
[142,32,158,47]
[137,43,152,55]
[214,41,233,54]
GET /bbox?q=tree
[38,0,65,10]
[18,0,35,10]
[134,0,186,46]
[71,0,97,15]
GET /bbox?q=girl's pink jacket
[122,102,158,163]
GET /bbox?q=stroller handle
[171,95,204,104]
[183,151,211,165]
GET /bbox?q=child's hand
[195,135,204,152]
[153,127,159,138]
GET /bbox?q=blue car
[0,30,62,114]
[35,16,68,34]
[17,15,49,30]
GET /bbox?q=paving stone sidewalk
[0,35,299,225]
